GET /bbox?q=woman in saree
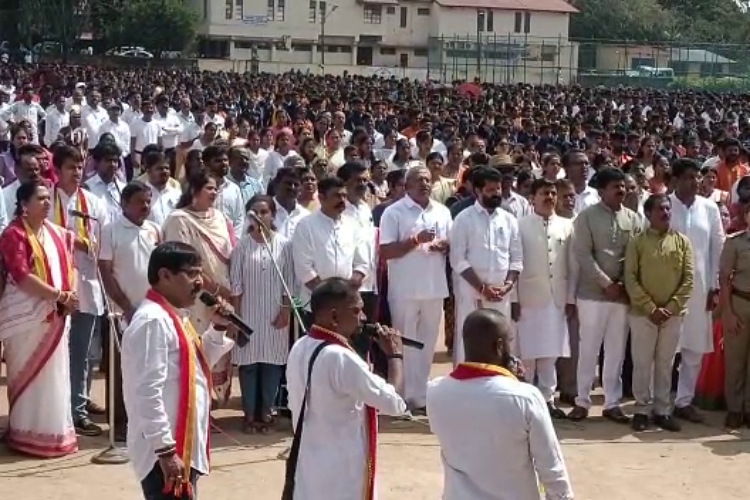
[0,180,79,457]
[162,171,236,406]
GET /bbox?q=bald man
[427,309,574,500]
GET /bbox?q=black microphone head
[198,290,218,307]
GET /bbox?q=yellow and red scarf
[146,289,211,499]
[449,362,518,381]
[20,219,74,318]
[308,325,377,500]
[54,186,91,248]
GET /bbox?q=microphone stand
[84,214,129,465]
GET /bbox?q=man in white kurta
[669,159,724,423]
[121,242,234,497]
[450,167,523,364]
[427,308,574,500]
[286,278,407,500]
[513,179,574,417]
[380,166,452,411]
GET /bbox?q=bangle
[213,285,221,295]
[479,284,487,295]
[387,353,404,360]
[156,445,176,457]
[411,235,420,246]
[55,289,63,302]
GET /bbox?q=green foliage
[571,0,750,45]
[97,0,198,56]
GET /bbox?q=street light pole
[319,2,338,74]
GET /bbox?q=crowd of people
[2,63,750,497]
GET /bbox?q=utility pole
[319,1,338,74]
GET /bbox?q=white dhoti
[676,287,713,409]
[389,297,443,408]
[575,299,629,410]
[517,302,570,402]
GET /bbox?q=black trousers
[141,464,199,500]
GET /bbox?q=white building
[189,0,579,83]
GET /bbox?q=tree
[570,0,669,41]
[17,0,91,57]
[110,0,198,56]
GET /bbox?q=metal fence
[427,34,576,85]
[427,35,750,89]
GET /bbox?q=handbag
[281,341,330,500]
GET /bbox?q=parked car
[113,48,154,59]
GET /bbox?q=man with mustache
[121,241,234,499]
[715,138,749,193]
[512,178,575,419]
[291,176,369,327]
[2,143,44,218]
[450,167,521,365]
[624,193,694,432]
[380,166,452,415]
[568,167,643,423]
[99,181,162,441]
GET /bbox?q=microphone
[361,323,424,350]
[246,209,269,230]
[198,290,254,343]
[68,208,99,221]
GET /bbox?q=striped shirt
[229,232,294,365]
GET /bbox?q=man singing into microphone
[121,241,235,499]
[286,277,407,499]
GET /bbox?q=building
[582,44,737,78]
[190,0,579,83]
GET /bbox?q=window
[540,45,557,62]
[364,4,382,23]
[380,47,396,55]
[514,12,522,32]
[235,41,254,49]
[386,6,395,14]
[309,0,316,22]
[487,10,493,31]
[235,0,243,19]
[417,8,429,16]
[476,10,485,32]
[524,12,531,33]
[414,48,428,57]
[319,0,327,18]
[267,0,274,21]
[225,0,232,19]
[277,0,285,21]
[400,6,407,27]
[292,43,313,52]
[204,0,208,19]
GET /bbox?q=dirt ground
[2,350,750,500]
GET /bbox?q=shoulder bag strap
[281,341,330,500]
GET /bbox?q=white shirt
[2,179,19,219]
[49,187,107,315]
[43,107,70,147]
[344,199,377,293]
[451,201,524,293]
[500,191,532,219]
[206,113,225,131]
[178,114,200,144]
[82,105,108,146]
[291,211,369,309]
[155,109,183,149]
[147,182,182,227]
[247,148,269,183]
[215,178,245,241]
[286,335,407,500]
[0,100,46,143]
[122,300,234,481]
[0,187,8,232]
[427,374,574,500]
[96,119,131,156]
[263,150,299,187]
[121,107,142,127]
[574,185,600,215]
[131,118,163,152]
[85,174,127,225]
[273,198,310,239]
[380,195,452,300]
[99,216,161,309]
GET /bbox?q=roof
[668,48,734,64]
[434,0,579,13]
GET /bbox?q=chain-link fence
[428,35,750,90]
